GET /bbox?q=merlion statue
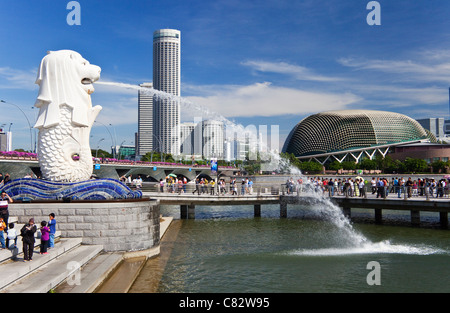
[34,50,102,182]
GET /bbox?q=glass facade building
[137,83,153,156]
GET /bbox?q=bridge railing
[282,182,450,200]
[131,180,449,199]
[134,181,283,196]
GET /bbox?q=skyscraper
[137,83,153,156]
[153,29,181,156]
[202,120,225,159]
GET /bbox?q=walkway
[144,186,449,229]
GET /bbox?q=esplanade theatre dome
[282,110,432,158]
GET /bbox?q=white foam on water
[288,240,446,256]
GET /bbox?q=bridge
[143,186,450,229]
[1,158,448,228]
[0,158,236,182]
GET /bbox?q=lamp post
[94,121,115,159]
[152,134,164,162]
[96,138,105,158]
[1,100,33,152]
[109,123,118,158]
[119,140,125,160]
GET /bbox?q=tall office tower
[416,118,445,139]
[202,120,225,159]
[153,29,181,156]
[179,122,196,156]
[137,83,154,156]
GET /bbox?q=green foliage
[430,160,448,173]
[298,161,323,173]
[321,153,448,174]
[91,149,112,158]
[141,152,175,163]
[359,158,377,170]
[403,157,428,173]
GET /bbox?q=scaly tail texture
[38,104,98,182]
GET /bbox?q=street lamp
[152,134,164,162]
[119,140,125,160]
[94,121,115,159]
[1,100,33,152]
[96,138,105,158]
[109,123,118,157]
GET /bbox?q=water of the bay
[129,204,450,293]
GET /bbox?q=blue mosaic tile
[1,178,142,201]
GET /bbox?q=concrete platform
[0,237,83,292]
[1,243,103,293]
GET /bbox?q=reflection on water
[129,204,450,293]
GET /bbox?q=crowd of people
[285,176,450,199]
[152,176,255,196]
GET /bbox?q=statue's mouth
[81,78,93,85]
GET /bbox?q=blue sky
[1,0,450,152]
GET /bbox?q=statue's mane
[34,50,91,129]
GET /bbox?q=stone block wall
[9,198,160,253]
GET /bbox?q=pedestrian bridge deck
[142,190,449,228]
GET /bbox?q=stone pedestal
[9,198,160,253]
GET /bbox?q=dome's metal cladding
[282,110,431,157]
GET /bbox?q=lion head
[34,50,101,129]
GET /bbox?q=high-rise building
[179,122,196,156]
[153,29,181,156]
[137,83,153,156]
[416,118,445,140]
[202,120,225,159]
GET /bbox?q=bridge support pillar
[342,207,351,218]
[180,205,187,219]
[439,212,448,229]
[188,204,196,219]
[180,204,196,219]
[280,202,287,218]
[375,208,382,224]
[411,210,420,226]
[254,204,261,217]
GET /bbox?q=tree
[141,152,175,163]
[341,161,356,170]
[299,161,323,173]
[375,155,395,172]
[403,158,428,173]
[359,158,377,170]
[431,160,447,174]
[91,149,112,158]
[327,160,342,171]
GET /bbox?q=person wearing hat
[21,218,37,261]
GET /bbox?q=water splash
[288,240,446,256]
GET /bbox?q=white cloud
[183,82,361,118]
[338,56,450,83]
[0,67,37,90]
[242,60,346,82]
